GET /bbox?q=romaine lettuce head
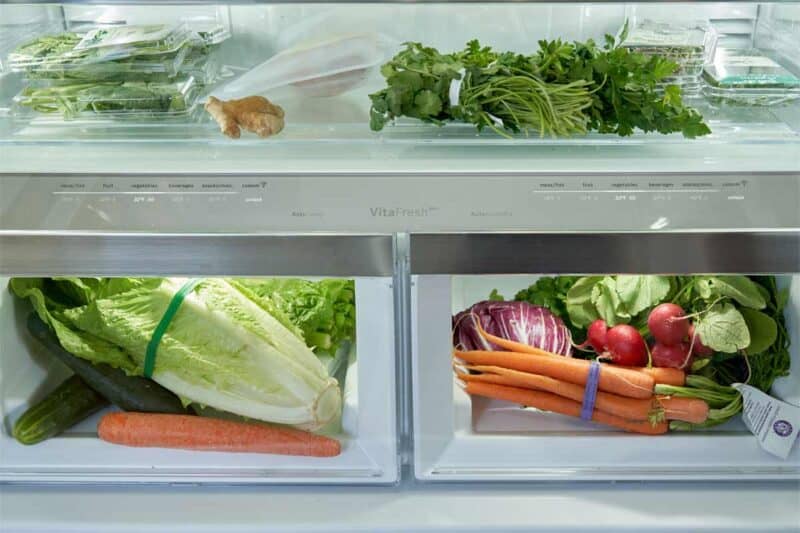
[12,277,341,429]
[235,278,356,355]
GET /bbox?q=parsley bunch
[369,25,710,138]
[534,24,710,138]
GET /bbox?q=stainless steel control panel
[1,173,798,232]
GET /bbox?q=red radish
[651,342,692,369]
[648,303,689,346]
[688,323,713,357]
[604,325,647,366]
[585,319,609,353]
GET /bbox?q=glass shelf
[2,2,799,174]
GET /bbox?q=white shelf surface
[1,478,799,532]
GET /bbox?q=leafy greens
[234,278,356,356]
[18,81,191,119]
[501,274,792,431]
[370,24,710,138]
[11,277,356,430]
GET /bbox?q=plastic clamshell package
[703,48,800,105]
[13,76,200,121]
[70,23,192,58]
[622,19,716,54]
[17,44,194,82]
[9,24,193,71]
[621,19,718,78]
[705,49,800,88]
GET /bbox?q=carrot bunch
[454,323,709,435]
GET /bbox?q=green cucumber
[13,374,108,445]
[27,313,187,414]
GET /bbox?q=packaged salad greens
[10,24,191,69]
[621,19,717,79]
[8,24,228,83]
[9,23,230,123]
[703,49,800,106]
[17,41,193,82]
[72,24,191,55]
[14,77,199,120]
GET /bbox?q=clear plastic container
[70,23,192,58]
[703,48,800,105]
[9,24,227,84]
[13,76,199,120]
[9,32,196,81]
[622,19,716,56]
[621,19,718,73]
[9,24,192,68]
[620,19,717,97]
[20,44,193,82]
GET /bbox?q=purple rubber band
[580,360,601,421]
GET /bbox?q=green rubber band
[143,278,203,378]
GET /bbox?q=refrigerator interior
[0,275,398,484]
[0,3,799,174]
[412,273,800,481]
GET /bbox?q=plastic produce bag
[213,32,389,99]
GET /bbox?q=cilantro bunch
[369,24,710,138]
[369,40,594,137]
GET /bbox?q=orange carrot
[464,381,668,435]
[454,350,654,399]
[457,364,659,422]
[657,396,709,424]
[633,367,686,386]
[474,320,561,357]
[97,412,341,457]
[474,321,687,388]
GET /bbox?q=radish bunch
[584,320,647,367]
[582,303,713,369]
[647,303,711,369]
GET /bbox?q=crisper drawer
[0,233,398,484]
[410,232,800,481]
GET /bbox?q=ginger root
[205,95,285,139]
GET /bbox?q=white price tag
[732,383,800,460]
